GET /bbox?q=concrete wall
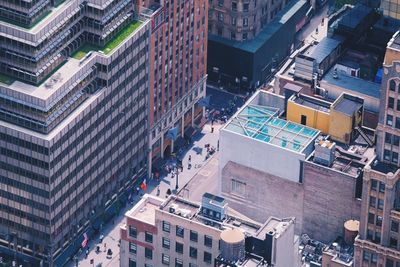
[275,221,296,267]
[221,161,305,234]
[219,127,306,185]
[303,161,362,243]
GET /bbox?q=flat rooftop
[303,37,343,64]
[224,101,320,153]
[321,67,380,99]
[160,196,262,236]
[126,195,164,225]
[370,160,399,174]
[333,96,363,116]
[291,94,331,113]
[256,217,294,239]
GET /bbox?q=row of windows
[162,221,213,246]
[369,196,384,210]
[161,252,211,265]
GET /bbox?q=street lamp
[175,167,179,190]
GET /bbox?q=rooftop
[224,93,320,153]
[125,195,164,225]
[303,37,344,64]
[291,94,331,113]
[388,30,400,51]
[256,217,294,239]
[159,196,262,236]
[332,95,363,116]
[370,160,399,174]
[321,67,380,99]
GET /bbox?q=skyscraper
[354,31,400,266]
[0,1,150,265]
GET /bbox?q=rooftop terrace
[224,104,320,153]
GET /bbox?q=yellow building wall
[329,110,353,143]
[287,101,330,134]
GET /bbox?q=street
[66,88,242,267]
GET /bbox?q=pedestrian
[188,155,191,163]
[211,126,214,133]
[104,242,107,252]
[157,186,160,196]
[136,186,140,195]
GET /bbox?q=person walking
[157,186,160,196]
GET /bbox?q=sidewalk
[66,122,222,267]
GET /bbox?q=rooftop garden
[71,44,101,59]
[0,73,15,85]
[101,20,142,54]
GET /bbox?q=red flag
[140,179,147,191]
[82,233,88,248]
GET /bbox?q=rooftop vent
[201,193,227,222]
[314,140,336,167]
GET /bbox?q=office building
[354,31,400,267]
[0,1,150,265]
[120,193,297,267]
[145,0,208,165]
[207,0,309,90]
[219,90,373,242]
[208,0,289,41]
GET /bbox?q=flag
[82,233,88,248]
[197,96,211,107]
[140,179,147,191]
[166,127,179,141]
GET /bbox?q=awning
[184,126,196,138]
[174,136,186,149]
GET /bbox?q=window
[378,198,384,210]
[145,265,153,267]
[175,242,183,254]
[145,248,153,259]
[367,229,373,240]
[218,0,223,7]
[204,251,212,264]
[129,226,137,238]
[162,254,170,265]
[204,235,213,247]
[386,133,393,144]
[175,258,183,267]
[243,18,248,26]
[145,232,153,243]
[218,12,224,22]
[242,33,248,40]
[363,251,370,261]
[390,79,396,91]
[368,213,375,224]
[371,180,378,191]
[376,215,383,227]
[375,231,381,243]
[232,2,237,10]
[243,3,249,11]
[231,17,236,25]
[231,32,236,40]
[389,97,395,109]
[370,196,376,207]
[395,135,400,146]
[129,259,137,267]
[232,179,246,195]
[189,264,197,267]
[391,221,399,232]
[387,115,393,126]
[397,99,400,111]
[387,259,394,267]
[371,253,377,264]
[190,230,198,242]
[390,237,398,248]
[162,237,170,249]
[396,117,400,129]
[393,152,399,163]
[379,182,385,193]
[163,221,171,232]
[384,149,391,161]
[176,226,184,238]
[129,242,137,254]
[190,246,198,258]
